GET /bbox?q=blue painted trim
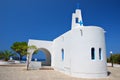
[80,20,83,26]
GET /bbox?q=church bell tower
[71,9,84,29]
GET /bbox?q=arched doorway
[32,48,51,66]
[31,51,46,63]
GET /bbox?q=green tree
[110,54,120,64]
[11,41,38,70]
[107,57,110,63]
[107,53,120,64]
[11,42,28,61]
[0,51,3,59]
[0,50,15,61]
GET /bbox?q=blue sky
[0,0,120,57]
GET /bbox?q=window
[99,48,102,60]
[62,49,64,61]
[76,18,83,26]
[76,18,79,23]
[91,48,95,60]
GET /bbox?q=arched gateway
[37,48,51,66]
[28,39,53,66]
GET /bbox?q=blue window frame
[99,48,102,60]
[62,49,64,61]
[91,48,95,60]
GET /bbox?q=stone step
[39,66,54,70]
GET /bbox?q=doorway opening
[32,48,51,66]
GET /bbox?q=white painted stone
[29,61,41,70]
[10,57,13,60]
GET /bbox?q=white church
[28,8,107,78]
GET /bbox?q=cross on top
[80,20,83,26]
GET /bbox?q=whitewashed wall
[28,9,107,78]
[52,26,107,78]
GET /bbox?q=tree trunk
[19,54,23,61]
[27,56,30,70]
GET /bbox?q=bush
[0,50,15,61]
[107,58,111,63]
[108,54,120,64]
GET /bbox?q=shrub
[108,54,120,64]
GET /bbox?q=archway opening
[31,48,51,66]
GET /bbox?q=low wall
[29,61,41,70]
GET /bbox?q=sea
[22,58,46,61]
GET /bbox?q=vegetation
[11,42,38,61]
[107,57,110,63]
[107,53,120,64]
[0,41,38,70]
[0,50,15,61]
[11,42,28,61]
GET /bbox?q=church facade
[28,9,107,78]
